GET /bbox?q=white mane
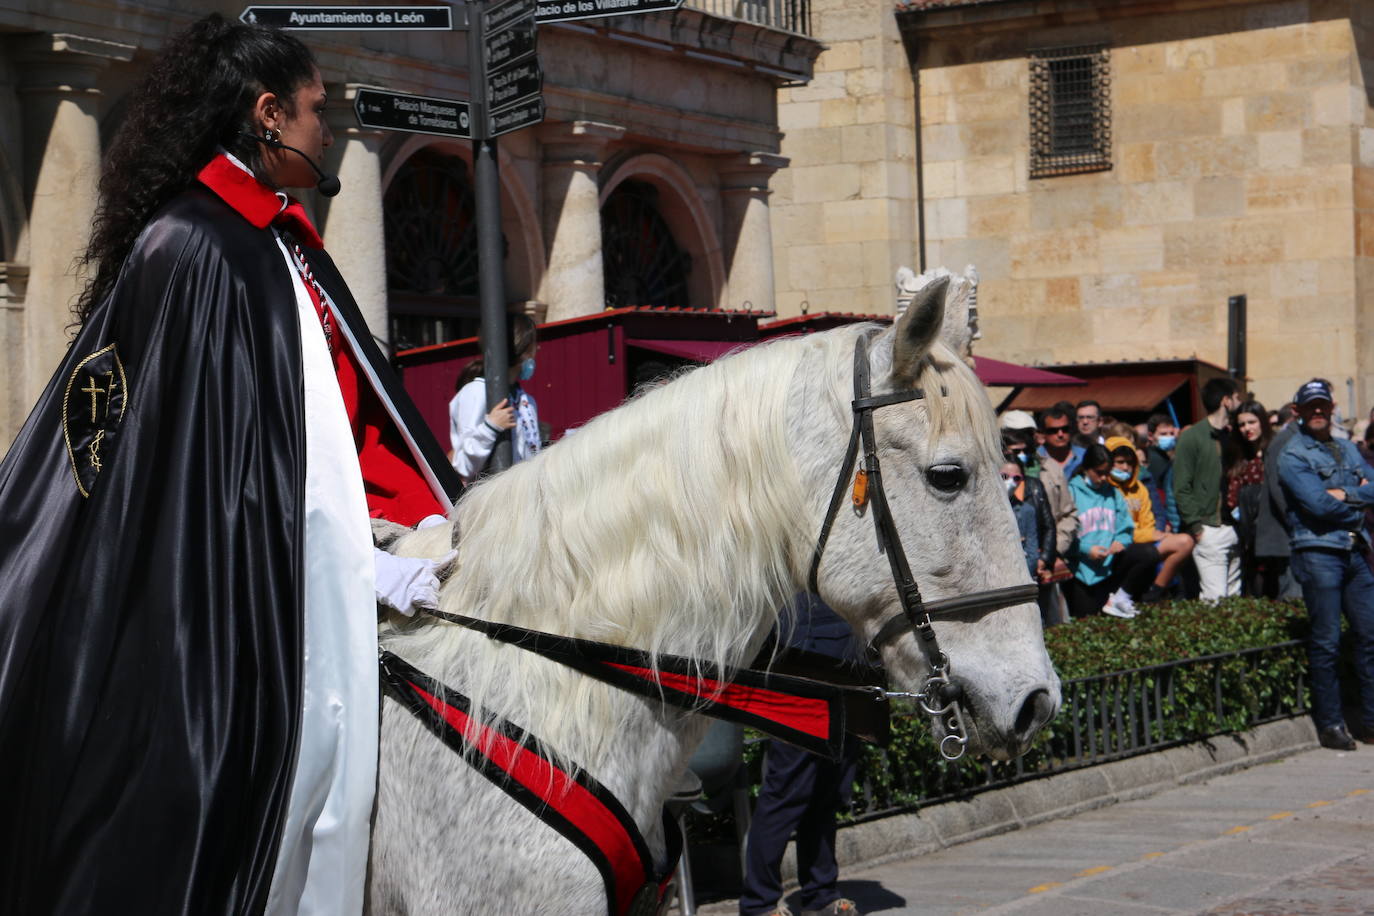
[383,321,1000,769]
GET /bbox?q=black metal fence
[686,0,811,36]
[845,640,1308,822]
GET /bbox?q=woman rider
[0,15,458,914]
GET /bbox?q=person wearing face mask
[1001,411,1072,623]
[1066,444,1137,619]
[449,312,542,485]
[1144,414,1181,533]
[1001,449,1055,597]
[1105,437,1195,606]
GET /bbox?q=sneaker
[1319,724,1358,751]
[802,901,862,916]
[1109,589,1138,618]
[1140,583,1169,604]
[1102,601,1131,618]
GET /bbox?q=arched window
[384,148,482,350]
[600,180,693,310]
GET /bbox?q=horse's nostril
[1015,687,1053,737]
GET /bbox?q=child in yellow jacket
[1106,435,1195,604]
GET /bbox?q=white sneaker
[1102,600,1131,618]
[1108,588,1138,618]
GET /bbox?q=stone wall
[1355,3,1374,424]
[771,0,916,318]
[913,0,1371,412]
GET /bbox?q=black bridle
[807,332,1039,760]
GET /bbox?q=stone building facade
[0,0,819,448]
[770,0,917,319]
[775,0,1373,414]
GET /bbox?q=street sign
[485,0,537,33]
[489,97,545,137]
[534,0,681,24]
[488,59,543,112]
[485,20,537,69]
[354,88,472,138]
[240,5,456,30]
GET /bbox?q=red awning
[1009,372,1191,412]
[627,338,755,363]
[974,356,1084,387]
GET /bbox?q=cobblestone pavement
[692,744,1374,915]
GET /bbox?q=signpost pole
[469,0,513,472]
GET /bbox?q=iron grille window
[384,148,495,350]
[601,181,693,310]
[1029,45,1111,179]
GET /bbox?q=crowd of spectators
[996,378,1374,627]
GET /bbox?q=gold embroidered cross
[81,376,105,423]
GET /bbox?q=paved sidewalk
[699,744,1374,915]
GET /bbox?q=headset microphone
[241,132,342,198]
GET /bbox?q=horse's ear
[891,275,948,383]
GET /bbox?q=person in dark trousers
[740,595,862,916]
[1278,379,1374,751]
[1000,441,1058,626]
[1260,384,1321,601]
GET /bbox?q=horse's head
[795,278,1060,761]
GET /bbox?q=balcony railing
[685,0,811,35]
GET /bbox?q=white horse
[370,280,1061,914]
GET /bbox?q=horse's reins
[380,329,1039,913]
[807,332,1038,760]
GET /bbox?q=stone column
[17,33,132,406]
[720,152,787,312]
[537,121,624,322]
[319,85,391,349]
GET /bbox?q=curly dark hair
[75,14,317,324]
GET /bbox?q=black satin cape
[0,186,456,914]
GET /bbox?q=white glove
[374,547,456,616]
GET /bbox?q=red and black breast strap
[379,650,679,916]
[424,609,890,758]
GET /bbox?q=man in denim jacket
[1278,379,1374,751]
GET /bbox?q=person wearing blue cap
[1278,378,1374,751]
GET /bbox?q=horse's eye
[926,464,967,492]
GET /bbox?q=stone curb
[792,715,1319,883]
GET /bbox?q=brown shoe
[802,900,862,916]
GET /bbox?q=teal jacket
[1069,474,1134,586]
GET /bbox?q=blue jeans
[1291,547,1374,730]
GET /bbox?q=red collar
[197,154,323,249]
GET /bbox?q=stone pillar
[320,85,391,348]
[720,152,787,312]
[17,33,132,405]
[537,121,624,322]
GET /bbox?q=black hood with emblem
[0,188,313,913]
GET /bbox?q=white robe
[264,232,379,916]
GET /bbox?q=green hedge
[691,598,1311,838]
[1043,597,1307,679]
[842,597,1310,819]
